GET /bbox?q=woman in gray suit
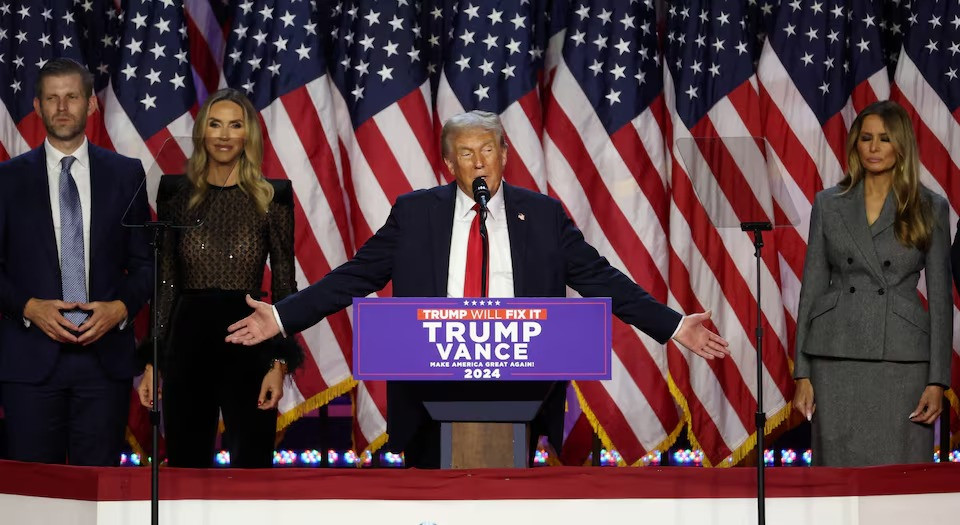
[793,100,952,466]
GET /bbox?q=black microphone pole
[472,178,491,297]
[742,220,771,525]
[479,210,489,297]
[145,220,172,525]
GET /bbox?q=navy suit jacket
[279,182,680,337]
[0,144,153,382]
[277,182,682,450]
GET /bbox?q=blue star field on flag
[110,0,196,139]
[0,0,88,122]
[559,0,662,134]
[224,0,326,112]
[900,0,960,113]
[766,0,886,125]
[665,0,759,129]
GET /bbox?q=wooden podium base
[425,400,544,469]
[449,422,528,469]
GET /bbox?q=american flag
[325,0,439,452]
[326,0,554,452]
[542,0,681,465]
[431,0,550,192]
[2,0,957,464]
[221,0,364,443]
[663,0,798,466]
[106,0,198,455]
[103,0,197,190]
[891,0,960,446]
[0,0,108,156]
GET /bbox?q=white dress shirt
[45,137,92,292]
[446,185,514,298]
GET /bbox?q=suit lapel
[836,182,885,283]
[503,183,527,296]
[429,183,457,296]
[869,188,896,238]
[27,147,61,274]
[88,145,106,293]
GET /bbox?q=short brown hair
[35,58,94,99]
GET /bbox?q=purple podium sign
[352,297,612,381]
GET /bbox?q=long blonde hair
[187,88,273,214]
[839,100,932,250]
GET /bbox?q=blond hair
[440,110,507,161]
[840,100,932,250]
[187,88,273,214]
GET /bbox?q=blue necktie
[59,155,88,326]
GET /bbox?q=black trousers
[1,346,128,465]
[162,291,277,468]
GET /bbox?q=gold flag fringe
[666,374,791,467]
[945,388,959,450]
[571,380,684,466]
[125,427,146,462]
[276,376,358,431]
[351,387,388,467]
[358,432,389,467]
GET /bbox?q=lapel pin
[518,212,525,221]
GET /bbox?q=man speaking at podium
[227,110,729,467]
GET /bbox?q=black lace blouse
[154,175,299,366]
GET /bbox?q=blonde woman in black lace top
[137,88,298,468]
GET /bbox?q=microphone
[472,177,490,211]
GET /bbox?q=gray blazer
[794,182,952,387]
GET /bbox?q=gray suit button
[847,257,853,264]
[878,288,885,295]
[883,260,891,267]
[849,287,856,293]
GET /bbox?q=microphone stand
[127,198,207,525]
[120,158,231,525]
[741,220,771,525]
[124,218,171,525]
[146,221,168,525]
[479,206,489,297]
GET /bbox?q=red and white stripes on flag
[541,6,682,463]
[3,0,958,463]
[325,82,442,451]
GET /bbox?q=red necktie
[464,204,488,297]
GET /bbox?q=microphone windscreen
[472,177,490,201]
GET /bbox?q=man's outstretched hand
[673,310,730,360]
[225,294,280,345]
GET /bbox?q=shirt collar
[44,137,90,171]
[455,181,505,220]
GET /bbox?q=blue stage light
[763,450,775,466]
[671,449,703,466]
[780,449,797,465]
[299,449,323,466]
[273,450,298,466]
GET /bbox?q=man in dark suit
[226,110,728,466]
[0,59,152,465]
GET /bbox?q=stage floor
[1,459,959,524]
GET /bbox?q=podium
[353,297,612,469]
[426,397,549,468]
